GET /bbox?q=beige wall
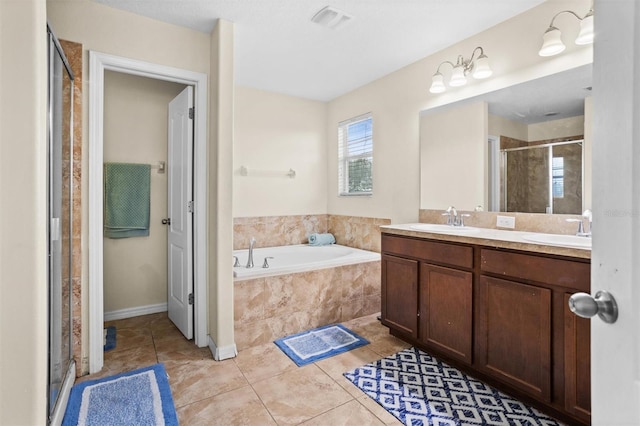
[0,1,48,424]
[234,86,328,217]
[327,0,592,224]
[208,20,236,358]
[47,0,213,365]
[420,102,488,210]
[489,114,584,142]
[103,71,186,313]
[489,114,528,140]
[528,115,584,140]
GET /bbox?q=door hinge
[188,200,194,213]
[188,293,194,305]
[189,107,194,120]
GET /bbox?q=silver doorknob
[568,290,618,324]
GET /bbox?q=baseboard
[208,336,237,361]
[104,303,167,321]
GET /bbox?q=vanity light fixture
[538,3,594,57]
[429,47,492,94]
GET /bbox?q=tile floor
[80,312,409,425]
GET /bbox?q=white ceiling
[91,0,545,101]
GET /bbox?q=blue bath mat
[104,326,116,352]
[62,363,178,426]
[274,323,369,366]
[344,347,565,426]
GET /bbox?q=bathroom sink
[409,224,480,234]
[522,233,592,249]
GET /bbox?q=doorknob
[568,290,618,324]
[161,218,171,225]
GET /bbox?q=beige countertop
[381,223,591,260]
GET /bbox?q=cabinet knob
[568,290,618,324]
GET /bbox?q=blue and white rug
[344,347,565,426]
[274,323,369,366]
[62,364,178,426]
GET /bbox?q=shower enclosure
[47,24,75,425]
[501,140,584,214]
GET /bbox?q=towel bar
[239,165,296,178]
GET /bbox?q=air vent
[311,6,352,29]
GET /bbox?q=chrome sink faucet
[442,206,458,226]
[442,206,470,227]
[567,209,592,237]
[581,209,592,236]
[246,237,256,268]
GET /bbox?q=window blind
[338,113,373,196]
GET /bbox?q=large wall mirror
[420,64,592,214]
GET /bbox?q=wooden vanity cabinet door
[419,263,473,364]
[478,275,552,402]
[564,293,591,423]
[381,254,418,338]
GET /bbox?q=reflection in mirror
[420,64,592,214]
[501,140,583,214]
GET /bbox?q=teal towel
[308,233,336,246]
[104,162,151,239]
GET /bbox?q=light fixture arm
[434,60,456,75]
[435,46,485,76]
[547,10,583,28]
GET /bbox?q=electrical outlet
[496,215,516,229]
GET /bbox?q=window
[338,113,373,196]
[552,156,564,198]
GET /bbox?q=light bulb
[449,65,467,87]
[539,26,566,57]
[576,13,594,45]
[429,73,446,93]
[472,54,492,79]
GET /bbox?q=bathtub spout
[246,237,256,268]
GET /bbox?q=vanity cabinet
[381,235,474,363]
[419,263,473,364]
[381,232,591,426]
[563,293,591,423]
[477,274,552,402]
[381,254,418,338]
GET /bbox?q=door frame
[88,51,208,373]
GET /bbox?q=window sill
[339,192,373,197]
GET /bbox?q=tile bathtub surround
[328,215,391,253]
[419,209,588,235]
[234,215,329,250]
[234,261,382,351]
[234,214,391,252]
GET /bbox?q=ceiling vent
[311,6,352,29]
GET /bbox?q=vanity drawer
[382,234,473,269]
[480,248,590,291]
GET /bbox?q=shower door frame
[500,139,585,214]
[46,24,76,426]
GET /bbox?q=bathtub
[233,243,382,350]
[233,244,380,280]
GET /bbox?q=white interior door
[590,1,640,424]
[167,86,194,339]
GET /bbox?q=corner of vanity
[380,224,591,426]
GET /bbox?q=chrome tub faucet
[246,237,256,268]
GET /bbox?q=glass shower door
[47,25,75,424]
